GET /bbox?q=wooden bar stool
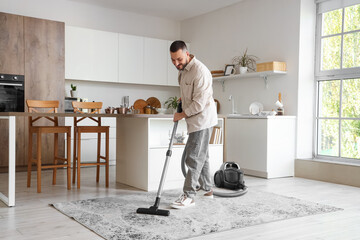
[26,100,71,193]
[72,102,109,189]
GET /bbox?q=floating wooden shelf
[213,70,287,91]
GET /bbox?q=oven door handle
[0,83,23,87]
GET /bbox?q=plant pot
[70,90,77,98]
[239,67,248,74]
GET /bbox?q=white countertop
[227,114,296,119]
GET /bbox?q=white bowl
[156,108,167,114]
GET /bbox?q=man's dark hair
[170,40,188,53]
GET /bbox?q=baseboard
[243,168,268,178]
[295,159,360,188]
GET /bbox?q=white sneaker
[202,189,213,199]
[170,193,195,209]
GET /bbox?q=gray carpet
[51,189,341,240]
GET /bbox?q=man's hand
[173,111,187,122]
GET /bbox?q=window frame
[315,0,360,161]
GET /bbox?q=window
[315,0,360,160]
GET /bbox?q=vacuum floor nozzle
[136,206,170,216]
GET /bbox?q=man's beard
[177,59,189,70]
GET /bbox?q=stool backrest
[72,102,102,114]
[72,101,103,126]
[26,100,59,127]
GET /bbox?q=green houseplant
[165,96,179,112]
[70,83,77,97]
[232,48,259,74]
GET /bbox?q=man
[169,40,218,209]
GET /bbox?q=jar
[145,105,152,114]
[277,107,284,115]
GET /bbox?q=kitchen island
[116,114,225,191]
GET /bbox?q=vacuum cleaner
[136,102,183,216]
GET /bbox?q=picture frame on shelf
[224,64,235,76]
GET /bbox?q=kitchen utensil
[133,99,147,114]
[105,107,115,114]
[249,102,263,115]
[123,96,130,108]
[117,107,129,114]
[146,97,161,108]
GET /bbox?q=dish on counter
[146,97,161,108]
[249,102,264,115]
[155,108,167,114]
[133,99,147,114]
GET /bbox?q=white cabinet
[226,116,296,178]
[143,37,168,85]
[118,33,144,84]
[65,26,118,82]
[116,116,224,191]
[167,41,179,86]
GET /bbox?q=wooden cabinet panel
[118,33,144,84]
[24,16,65,165]
[143,37,167,85]
[65,26,118,82]
[0,12,24,75]
[0,12,25,169]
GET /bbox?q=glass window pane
[321,36,341,70]
[344,4,360,32]
[341,120,360,159]
[318,80,340,117]
[342,78,360,118]
[318,119,339,157]
[322,8,343,36]
[343,32,360,68]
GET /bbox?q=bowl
[155,108,167,114]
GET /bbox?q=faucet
[228,95,237,114]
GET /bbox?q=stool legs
[96,132,101,183]
[37,133,42,193]
[72,128,77,184]
[27,132,32,188]
[106,128,109,188]
[53,133,58,185]
[67,131,71,190]
[77,131,81,189]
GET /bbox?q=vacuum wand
[136,101,182,216]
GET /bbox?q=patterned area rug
[51,189,341,240]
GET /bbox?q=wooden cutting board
[133,99,147,114]
[146,97,161,108]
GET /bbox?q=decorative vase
[239,67,248,74]
[70,90,77,98]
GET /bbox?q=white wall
[297,0,316,158]
[1,0,181,108]
[181,0,317,158]
[181,0,301,116]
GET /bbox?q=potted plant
[165,96,179,113]
[70,84,77,97]
[232,48,259,74]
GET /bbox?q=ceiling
[69,0,245,21]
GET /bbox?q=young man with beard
[169,40,218,209]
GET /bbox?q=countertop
[0,112,227,119]
[227,114,296,119]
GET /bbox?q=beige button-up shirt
[178,55,218,133]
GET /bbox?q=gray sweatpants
[182,127,212,198]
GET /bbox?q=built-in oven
[0,74,25,112]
